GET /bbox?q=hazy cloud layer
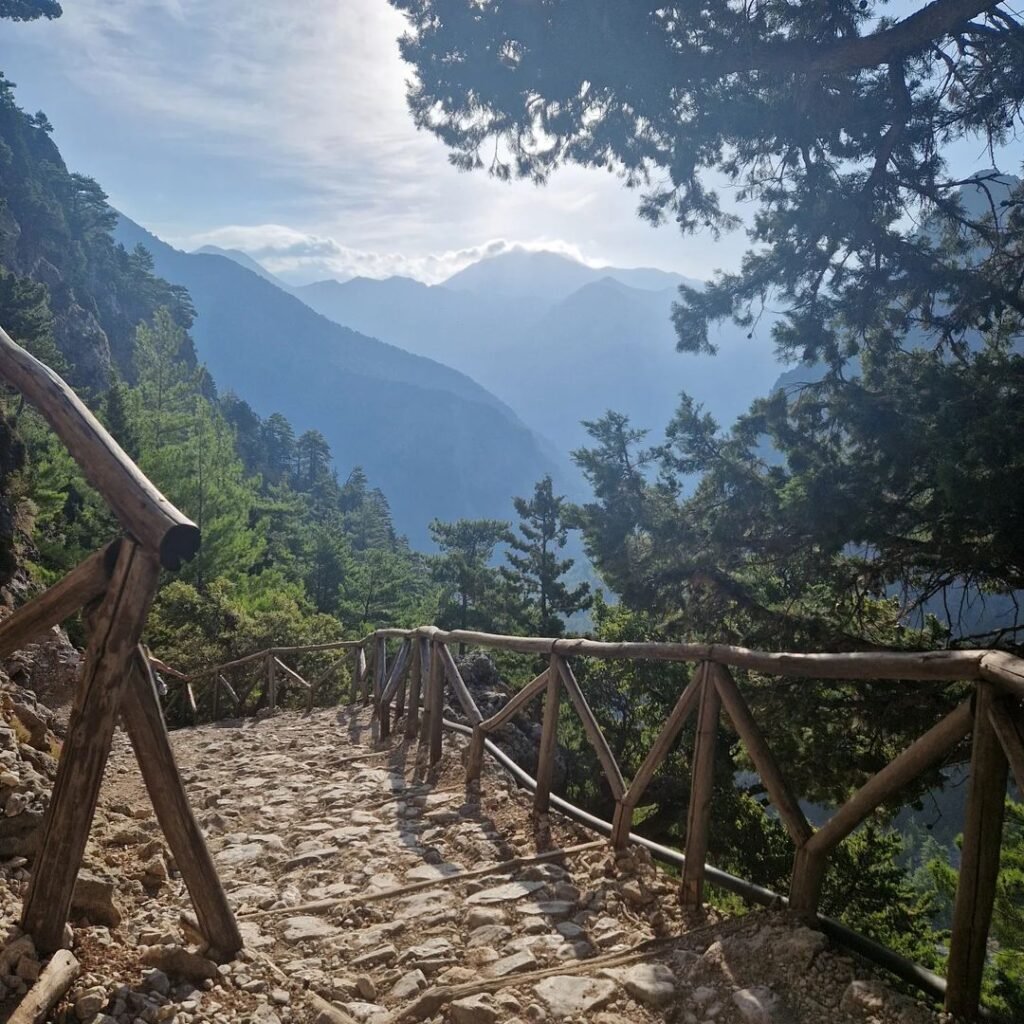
[0,0,745,279]
[185,227,600,285]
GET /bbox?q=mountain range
[210,246,789,456]
[116,220,560,548]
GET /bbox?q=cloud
[181,226,602,285]
[0,0,736,280]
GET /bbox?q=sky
[0,0,750,285]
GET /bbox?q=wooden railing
[0,329,241,959]
[191,624,1024,1020]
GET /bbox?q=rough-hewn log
[189,649,268,680]
[534,656,562,814]
[148,653,188,680]
[437,643,483,726]
[8,948,79,1024]
[380,640,412,704]
[615,667,704,848]
[479,670,549,735]
[0,543,116,659]
[218,675,239,707]
[274,657,312,690]
[353,646,367,704]
[0,327,199,570]
[428,642,444,764]
[22,540,160,951]
[680,672,722,908]
[380,627,989,681]
[405,638,427,738]
[946,683,1008,1019]
[265,651,277,710]
[980,650,1024,699]
[466,724,486,785]
[712,664,812,846]
[989,697,1024,795]
[806,700,973,857]
[122,651,242,956]
[555,656,625,800]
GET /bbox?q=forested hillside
[112,217,562,547]
[291,249,783,455]
[0,72,589,679]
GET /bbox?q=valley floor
[0,706,951,1024]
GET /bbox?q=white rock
[450,993,498,1024]
[732,986,777,1024]
[622,962,676,1007]
[533,977,617,1017]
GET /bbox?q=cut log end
[159,522,202,571]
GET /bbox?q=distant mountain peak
[194,245,288,289]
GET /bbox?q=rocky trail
[0,704,950,1024]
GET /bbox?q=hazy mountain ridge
[289,249,786,455]
[116,217,562,546]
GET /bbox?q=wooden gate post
[680,665,721,908]
[534,654,563,814]
[946,682,1008,1018]
[22,541,160,951]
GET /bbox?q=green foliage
[917,800,1024,1018]
[429,517,513,634]
[391,1,1024,369]
[0,2,61,21]
[502,475,590,636]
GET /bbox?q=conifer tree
[503,475,590,635]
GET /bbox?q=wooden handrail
[162,622,1024,1020]
[0,328,200,570]
[0,542,116,659]
[189,625,1023,688]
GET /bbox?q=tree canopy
[391,0,1023,363]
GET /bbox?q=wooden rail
[188,623,1024,1020]
[0,330,240,958]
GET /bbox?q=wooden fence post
[406,638,426,738]
[429,642,444,765]
[121,651,242,955]
[535,654,563,814]
[680,664,721,908]
[946,682,1008,1019]
[265,651,276,710]
[22,541,160,951]
[373,635,387,717]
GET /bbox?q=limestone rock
[72,870,122,928]
[139,943,219,983]
[621,962,676,1007]
[450,993,498,1024]
[732,986,778,1024]
[534,976,617,1017]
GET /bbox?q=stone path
[0,705,950,1024]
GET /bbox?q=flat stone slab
[284,847,340,870]
[281,916,340,944]
[534,977,617,1016]
[491,950,538,977]
[406,862,462,881]
[466,881,545,905]
[622,963,677,1007]
[517,900,575,918]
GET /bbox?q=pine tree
[503,475,590,635]
[429,518,512,637]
